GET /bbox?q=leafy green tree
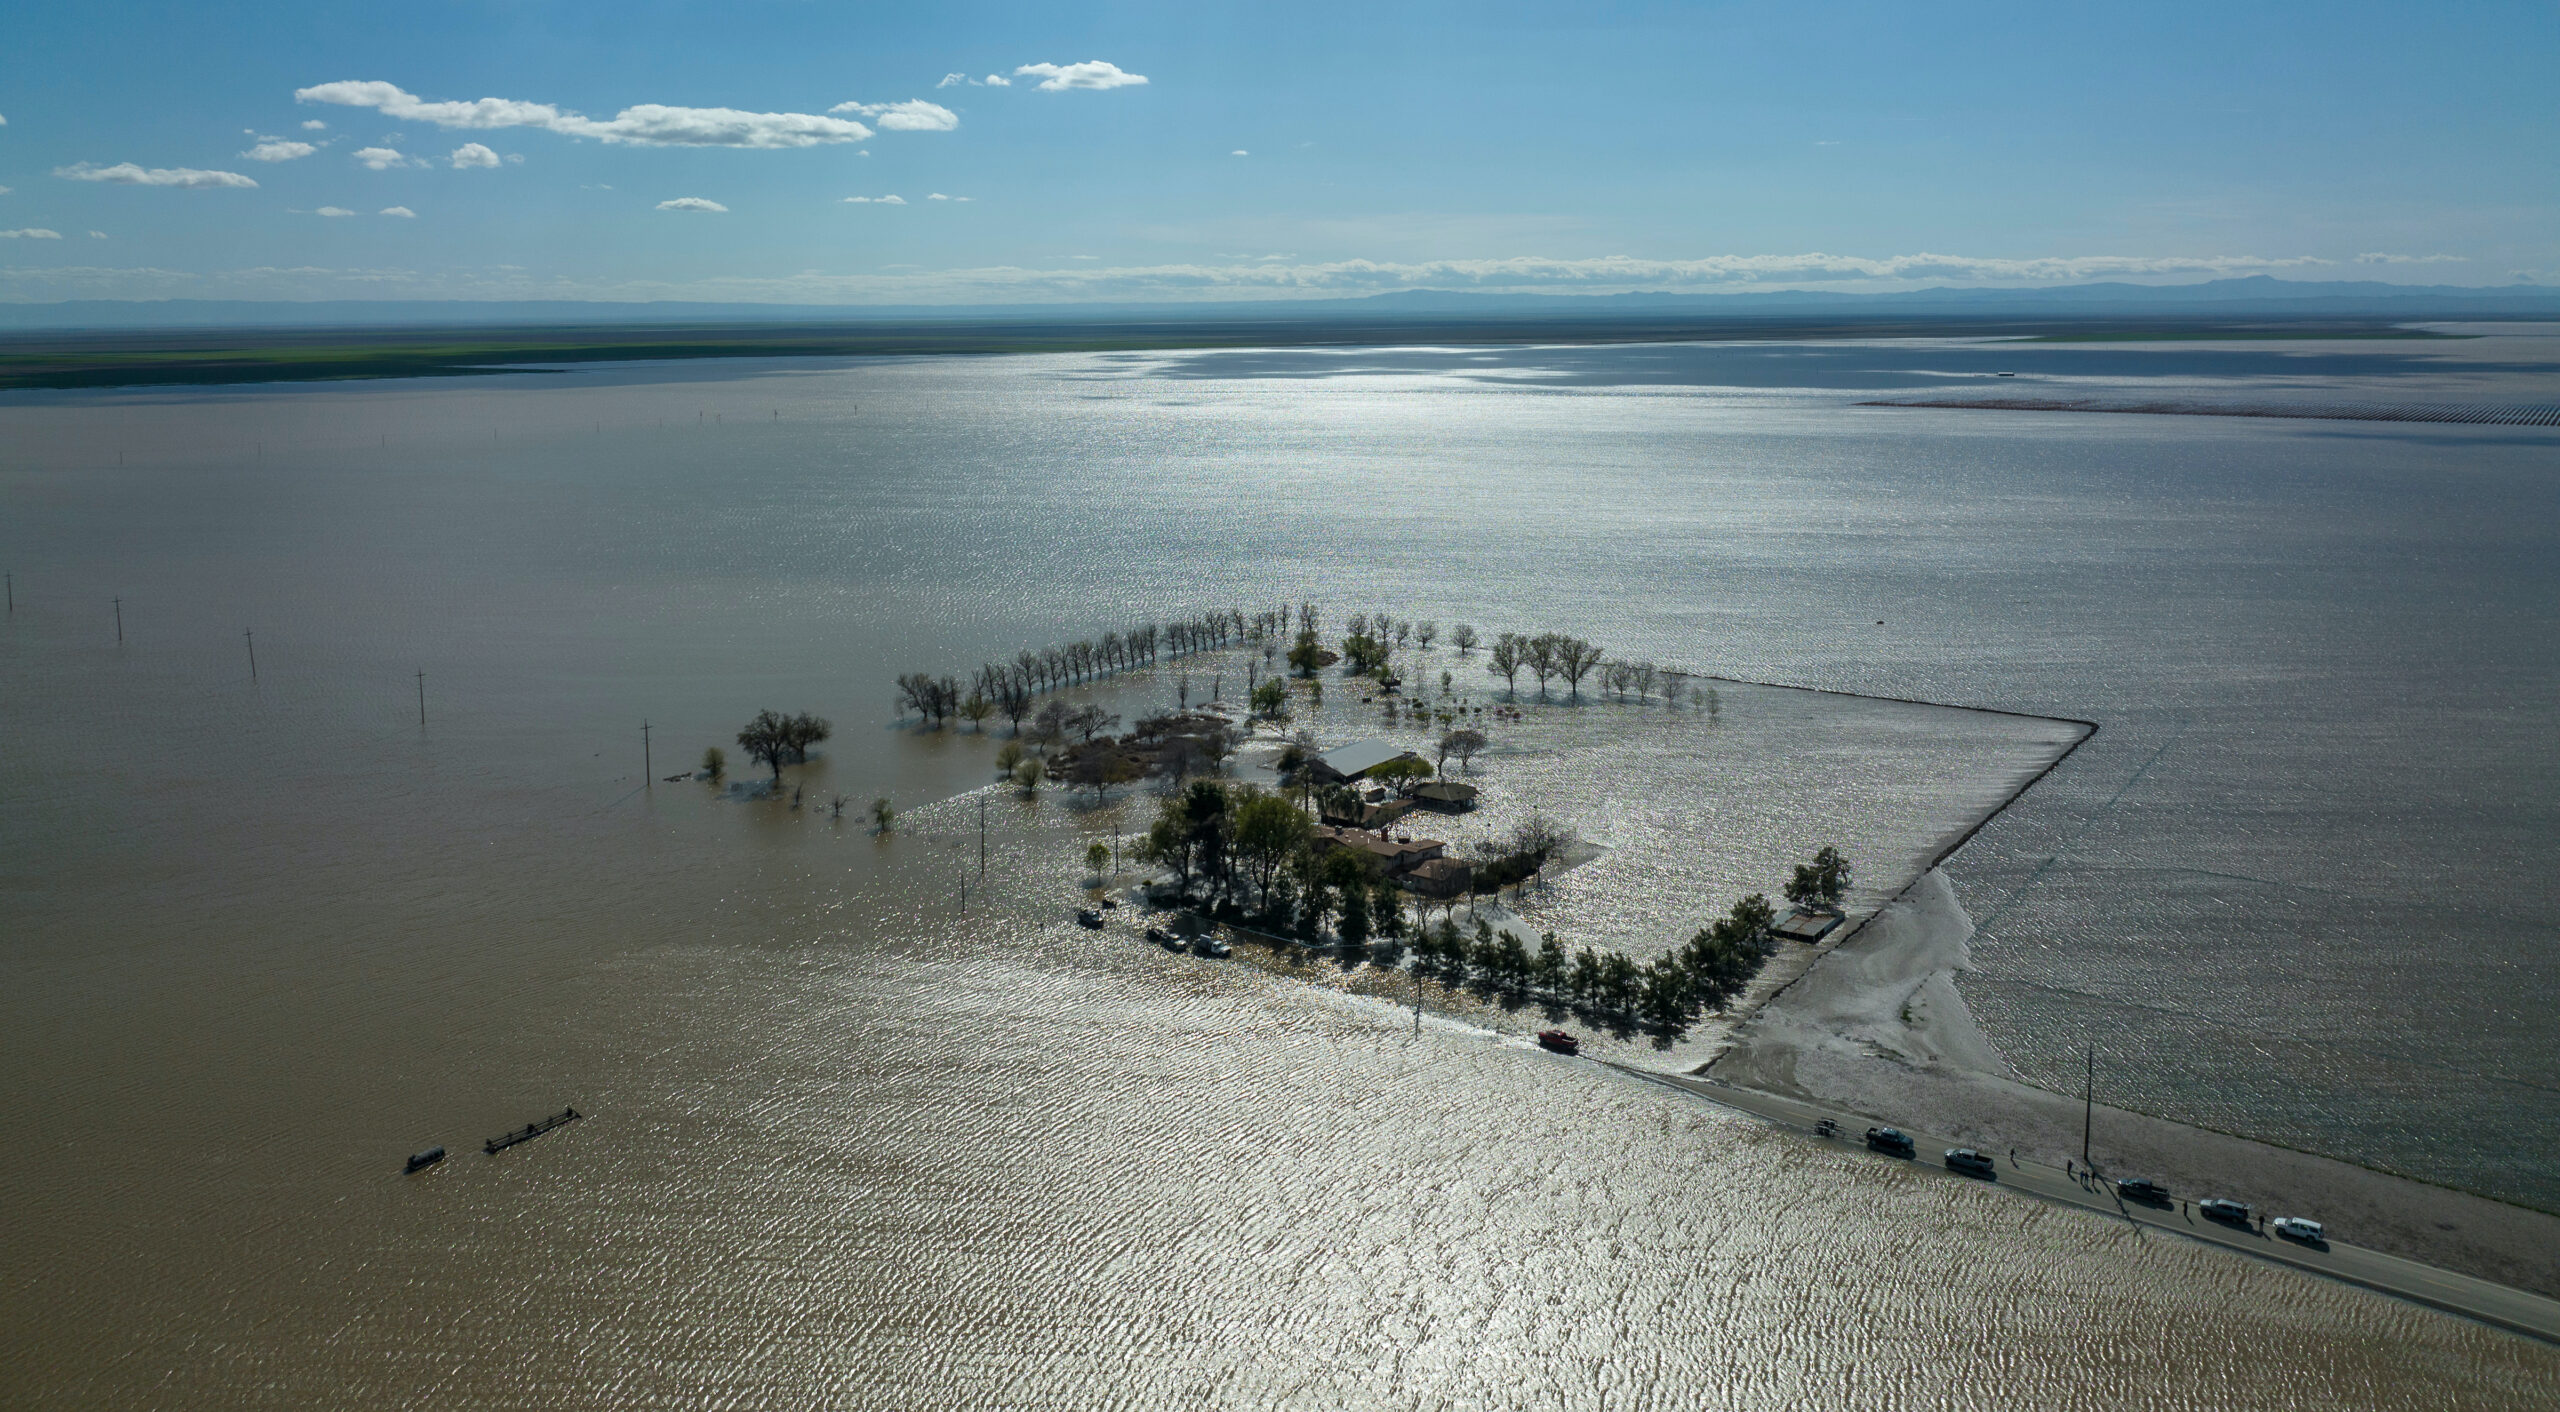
[1086,841,1111,877]
[1785,847,1852,911]
[960,693,994,732]
[1336,881,1371,947]
[1287,629,1327,677]
[1231,790,1312,912]
[1642,959,1693,1031]
[1369,755,1434,796]
[869,797,895,834]
[1571,946,1604,1001]
[1370,879,1407,945]
[1533,932,1568,992]
[1250,678,1290,718]
[700,746,725,781]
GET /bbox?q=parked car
[1535,1029,1580,1056]
[1944,1148,1997,1179]
[1192,934,1231,958]
[1865,1126,1915,1157]
[2115,1177,2170,1205]
[2199,1198,2252,1226]
[1075,909,1104,930]
[2270,1216,2327,1245]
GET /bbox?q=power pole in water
[416,671,427,728]
[642,721,652,787]
[2082,1043,2096,1171]
[245,628,257,681]
[6,573,13,613]
[978,794,988,878]
[112,597,123,643]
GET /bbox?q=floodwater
[3,333,2557,1407]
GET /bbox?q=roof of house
[1413,780,1478,801]
[1316,739,1411,779]
[1311,825,1445,867]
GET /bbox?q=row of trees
[896,607,1300,734]
[1408,894,1780,1033]
[1485,631,1606,697]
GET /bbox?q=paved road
[1612,1067,2560,1347]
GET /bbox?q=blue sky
[1,1,2552,304]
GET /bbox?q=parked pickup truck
[1944,1148,1997,1179]
[1864,1126,1915,1157]
[2115,1177,2170,1205]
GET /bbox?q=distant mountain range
[2,276,2555,331]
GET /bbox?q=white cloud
[380,205,416,218]
[1013,61,1148,91]
[938,73,967,88]
[828,99,958,132]
[296,80,873,148]
[89,230,107,239]
[0,112,9,125]
[844,194,907,205]
[984,74,1010,87]
[243,139,318,163]
[352,146,415,170]
[450,142,502,169]
[939,73,1010,88]
[0,185,11,195]
[2354,252,2465,265]
[1231,149,1248,157]
[314,206,357,217]
[55,162,258,189]
[301,119,329,131]
[0,228,63,239]
[656,197,728,212]
[927,193,973,202]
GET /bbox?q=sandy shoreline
[1699,870,2560,1300]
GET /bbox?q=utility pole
[978,793,988,878]
[643,721,652,787]
[2082,1043,2096,1171]
[416,671,427,728]
[245,628,257,681]
[112,597,122,643]
[6,572,13,613]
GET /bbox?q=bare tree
[1451,623,1479,655]
[1488,632,1525,693]
[737,709,793,782]
[1415,621,1438,650]
[1555,637,1603,698]
[1524,633,1560,695]
[1443,727,1488,772]
[1070,705,1120,743]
